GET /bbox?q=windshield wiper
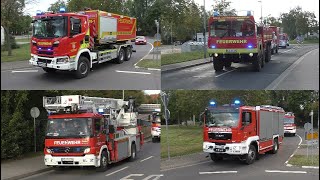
[219,31,228,38]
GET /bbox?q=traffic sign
[154,33,161,40]
[153,41,161,47]
[30,107,40,118]
[306,132,318,140]
[304,123,312,132]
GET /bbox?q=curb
[134,65,161,71]
[161,60,212,73]
[286,163,319,169]
[3,167,53,180]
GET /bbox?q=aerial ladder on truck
[43,95,143,171]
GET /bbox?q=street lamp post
[203,0,207,60]
[258,1,262,24]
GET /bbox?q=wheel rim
[248,149,255,161]
[132,147,136,158]
[127,48,131,59]
[120,50,124,61]
[274,141,278,151]
[79,62,88,75]
[102,155,107,167]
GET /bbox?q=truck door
[94,118,106,155]
[241,111,257,139]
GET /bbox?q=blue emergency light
[36,10,43,15]
[213,11,219,17]
[247,44,253,49]
[234,99,241,105]
[211,45,216,49]
[59,7,66,13]
[209,100,216,106]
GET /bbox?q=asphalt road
[160,129,319,180]
[21,141,161,180]
[1,38,160,90]
[161,44,319,90]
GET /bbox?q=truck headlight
[56,57,69,64]
[232,146,240,151]
[46,148,52,153]
[84,148,90,153]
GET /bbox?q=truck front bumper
[203,142,248,155]
[29,54,76,71]
[284,129,296,134]
[44,154,99,167]
[151,131,161,138]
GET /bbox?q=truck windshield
[283,117,294,124]
[46,118,92,138]
[206,112,239,127]
[210,19,255,38]
[33,17,67,39]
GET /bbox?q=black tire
[224,62,232,68]
[271,139,279,154]
[42,67,57,73]
[292,133,296,136]
[271,47,274,55]
[210,153,223,162]
[152,138,155,143]
[75,56,90,79]
[213,59,223,71]
[276,46,278,53]
[253,53,262,72]
[245,145,256,165]
[124,47,132,61]
[116,48,125,64]
[265,45,271,63]
[129,143,136,161]
[96,151,108,172]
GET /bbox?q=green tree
[211,0,236,16]
[48,0,67,12]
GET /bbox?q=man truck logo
[54,140,81,145]
[37,42,52,46]
[208,127,232,132]
[216,40,247,44]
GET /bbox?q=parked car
[135,36,147,45]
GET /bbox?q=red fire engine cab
[151,112,161,143]
[43,95,143,171]
[269,26,280,54]
[283,112,296,136]
[203,100,285,164]
[207,11,273,72]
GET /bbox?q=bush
[1,35,19,51]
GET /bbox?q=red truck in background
[203,100,285,165]
[151,112,161,143]
[43,95,143,171]
[279,33,290,48]
[269,26,280,54]
[29,8,136,78]
[283,112,296,136]
[207,11,273,72]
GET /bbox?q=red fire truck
[43,95,144,171]
[151,112,161,143]
[207,11,273,72]
[269,26,280,54]
[283,112,296,136]
[203,100,285,164]
[29,8,136,78]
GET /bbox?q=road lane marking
[134,42,154,68]
[285,134,303,165]
[120,174,144,180]
[105,166,129,176]
[160,160,211,172]
[302,166,319,169]
[116,70,151,75]
[265,48,319,90]
[142,174,164,180]
[215,69,236,78]
[265,170,307,174]
[140,156,154,162]
[11,70,39,73]
[199,171,238,174]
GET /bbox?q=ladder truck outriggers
[203,99,285,164]
[43,95,144,171]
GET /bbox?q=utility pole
[203,0,207,60]
[258,1,262,24]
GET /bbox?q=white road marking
[215,69,236,77]
[147,68,161,71]
[11,70,39,73]
[265,170,307,174]
[284,134,303,165]
[199,171,238,174]
[134,42,154,68]
[160,161,211,172]
[265,48,319,90]
[302,166,319,169]
[105,166,129,176]
[142,174,164,180]
[120,174,144,180]
[116,70,151,75]
[140,156,154,162]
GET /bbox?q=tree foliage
[47,0,67,12]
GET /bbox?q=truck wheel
[124,47,132,61]
[276,46,278,53]
[42,67,57,73]
[129,143,136,161]
[75,56,89,79]
[271,47,274,55]
[266,45,271,62]
[271,139,279,154]
[253,54,262,72]
[97,151,108,172]
[245,145,256,165]
[213,60,223,71]
[116,48,125,64]
[210,153,223,162]
[292,133,296,136]
[224,62,232,68]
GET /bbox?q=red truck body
[207,13,273,72]
[203,102,285,164]
[283,112,296,136]
[269,26,280,54]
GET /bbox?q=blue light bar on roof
[59,7,66,13]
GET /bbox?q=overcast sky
[195,0,319,21]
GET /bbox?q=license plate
[214,148,225,152]
[61,158,74,161]
[226,49,237,53]
[37,62,46,67]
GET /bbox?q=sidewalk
[160,152,209,171]
[1,155,52,180]
[1,137,152,180]
[161,58,212,72]
[1,61,33,71]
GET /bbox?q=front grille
[49,147,87,153]
[208,133,232,140]
[38,58,52,64]
[38,50,53,55]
